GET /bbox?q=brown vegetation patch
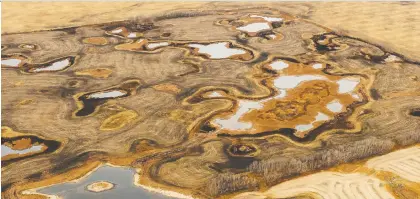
[100,110,140,131]
[152,83,181,94]
[6,138,33,150]
[82,37,109,45]
[75,68,113,78]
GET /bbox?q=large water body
[37,165,177,199]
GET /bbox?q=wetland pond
[1,144,43,157]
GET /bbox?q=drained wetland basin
[2,2,420,199]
